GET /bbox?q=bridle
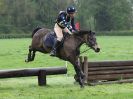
[80,33,95,54]
[80,44,91,54]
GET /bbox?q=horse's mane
[75,30,91,36]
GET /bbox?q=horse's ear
[89,31,96,35]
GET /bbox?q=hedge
[0,34,31,39]
[97,30,133,36]
[0,30,133,39]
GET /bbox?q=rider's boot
[50,40,61,56]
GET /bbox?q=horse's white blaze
[93,44,100,50]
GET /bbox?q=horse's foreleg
[68,56,85,88]
[74,62,85,88]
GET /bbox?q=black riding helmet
[66,6,76,14]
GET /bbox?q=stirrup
[50,50,56,56]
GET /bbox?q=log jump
[0,67,67,86]
[78,56,133,85]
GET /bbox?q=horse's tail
[32,27,42,38]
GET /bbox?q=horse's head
[79,30,100,52]
[87,31,100,52]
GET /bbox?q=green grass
[0,36,133,99]
[0,39,66,68]
[1,77,133,99]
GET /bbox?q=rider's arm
[62,20,73,34]
[59,14,73,34]
[71,18,76,31]
[64,27,73,35]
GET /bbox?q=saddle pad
[43,32,56,48]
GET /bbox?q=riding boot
[50,40,61,56]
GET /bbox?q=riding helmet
[66,6,76,14]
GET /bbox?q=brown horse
[25,28,100,87]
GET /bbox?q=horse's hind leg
[31,50,36,61]
[25,46,35,62]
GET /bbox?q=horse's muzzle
[95,47,100,52]
[92,45,100,52]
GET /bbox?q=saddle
[43,32,56,48]
[43,32,68,48]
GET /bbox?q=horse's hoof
[74,74,79,82]
[80,84,84,88]
[78,77,85,88]
[25,58,29,63]
[81,74,85,79]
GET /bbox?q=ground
[0,36,133,99]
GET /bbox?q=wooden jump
[78,56,133,85]
[0,67,67,86]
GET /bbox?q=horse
[25,27,100,87]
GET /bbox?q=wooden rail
[78,56,133,85]
[0,67,67,86]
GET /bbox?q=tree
[0,0,132,33]
[76,0,133,31]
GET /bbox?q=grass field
[0,36,133,99]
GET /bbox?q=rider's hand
[72,30,78,34]
[72,30,75,32]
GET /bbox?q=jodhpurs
[54,23,72,41]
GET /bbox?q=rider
[50,6,77,56]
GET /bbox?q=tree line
[0,0,132,34]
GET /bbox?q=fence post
[79,56,84,71]
[83,56,88,84]
[38,70,46,86]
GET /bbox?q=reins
[63,33,91,54]
[80,44,91,54]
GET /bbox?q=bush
[0,34,31,39]
[97,30,133,36]
[0,30,133,39]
